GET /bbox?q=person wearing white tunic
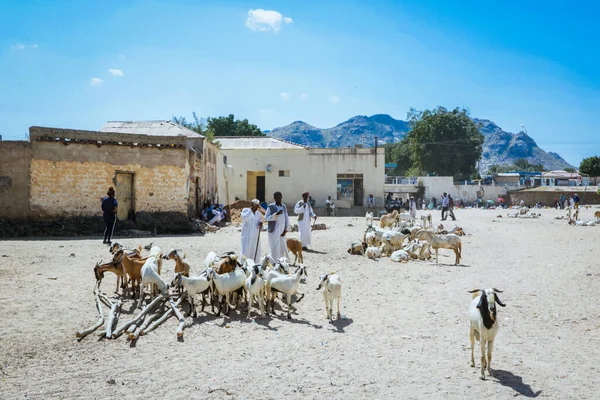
[409,196,417,218]
[240,199,263,263]
[294,191,317,249]
[264,192,290,260]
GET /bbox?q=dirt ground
[1,207,599,399]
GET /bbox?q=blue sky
[1,0,598,165]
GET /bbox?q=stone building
[0,121,218,224]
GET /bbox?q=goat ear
[492,288,503,293]
[467,289,482,293]
[476,293,485,309]
[495,294,506,307]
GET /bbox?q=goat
[347,241,368,255]
[416,230,462,265]
[379,210,399,229]
[316,273,342,321]
[468,288,506,380]
[170,270,214,317]
[420,213,433,229]
[94,259,126,293]
[208,266,247,316]
[365,212,374,227]
[245,264,266,319]
[164,249,191,277]
[214,254,240,275]
[267,265,308,319]
[111,249,149,298]
[108,243,142,289]
[137,254,169,308]
[379,239,395,257]
[286,237,304,265]
[390,250,410,262]
[595,210,600,219]
[366,246,382,260]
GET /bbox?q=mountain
[268,114,574,172]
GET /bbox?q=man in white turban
[240,199,263,263]
[264,192,290,260]
[294,191,317,250]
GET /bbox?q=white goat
[137,254,168,308]
[170,269,214,317]
[416,230,462,265]
[245,264,265,319]
[208,266,247,316]
[365,246,382,260]
[316,273,342,321]
[468,288,506,380]
[267,265,308,319]
[365,212,374,227]
[390,250,410,262]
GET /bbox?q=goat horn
[492,288,503,293]
[467,289,482,293]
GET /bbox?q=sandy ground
[1,207,599,400]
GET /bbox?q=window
[279,170,290,177]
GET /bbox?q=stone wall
[0,141,32,219]
[29,141,190,218]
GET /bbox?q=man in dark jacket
[101,187,118,244]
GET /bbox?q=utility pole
[374,136,378,168]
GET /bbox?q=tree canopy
[580,155,600,184]
[172,113,264,142]
[386,107,484,179]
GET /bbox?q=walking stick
[253,222,262,262]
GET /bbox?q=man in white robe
[409,196,417,218]
[240,199,263,263]
[264,191,290,260]
[294,191,317,250]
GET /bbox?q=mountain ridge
[267,114,574,172]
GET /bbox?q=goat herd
[75,209,509,381]
[77,242,341,343]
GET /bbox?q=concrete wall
[218,147,385,208]
[29,141,190,218]
[0,141,32,219]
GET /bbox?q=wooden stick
[141,295,184,336]
[105,299,122,338]
[170,298,186,338]
[128,311,160,340]
[112,295,164,338]
[75,282,104,339]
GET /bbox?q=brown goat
[111,249,156,299]
[286,237,303,265]
[215,254,239,274]
[94,259,127,293]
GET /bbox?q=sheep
[379,210,399,229]
[170,269,214,317]
[347,241,368,255]
[137,254,169,308]
[416,230,462,265]
[316,273,342,321]
[285,237,304,265]
[468,288,506,380]
[366,246,382,260]
[208,266,247,316]
[245,264,266,319]
[94,259,127,293]
[365,211,374,227]
[390,250,410,262]
[266,265,308,319]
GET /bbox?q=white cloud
[118,54,126,60]
[280,92,290,102]
[11,43,26,50]
[32,44,38,48]
[108,69,124,77]
[246,9,293,32]
[300,93,308,100]
[90,77,103,87]
[259,108,274,114]
[329,95,340,104]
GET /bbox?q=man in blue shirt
[101,187,118,244]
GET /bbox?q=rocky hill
[268,114,573,172]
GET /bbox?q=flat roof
[216,136,306,150]
[101,121,203,139]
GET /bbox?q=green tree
[384,138,413,175]
[172,112,217,143]
[207,114,264,137]
[580,155,600,185]
[512,158,545,172]
[405,106,484,180]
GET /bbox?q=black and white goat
[468,288,506,380]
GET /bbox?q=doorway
[246,171,266,202]
[115,172,134,220]
[354,178,364,206]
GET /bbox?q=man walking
[264,192,290,260]
[448,194,457,221]
[441,193,449,220]
[240,199,263,263]
[101,186,118,245]
[294,192,317,250]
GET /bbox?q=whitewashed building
[216,137,385,209]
